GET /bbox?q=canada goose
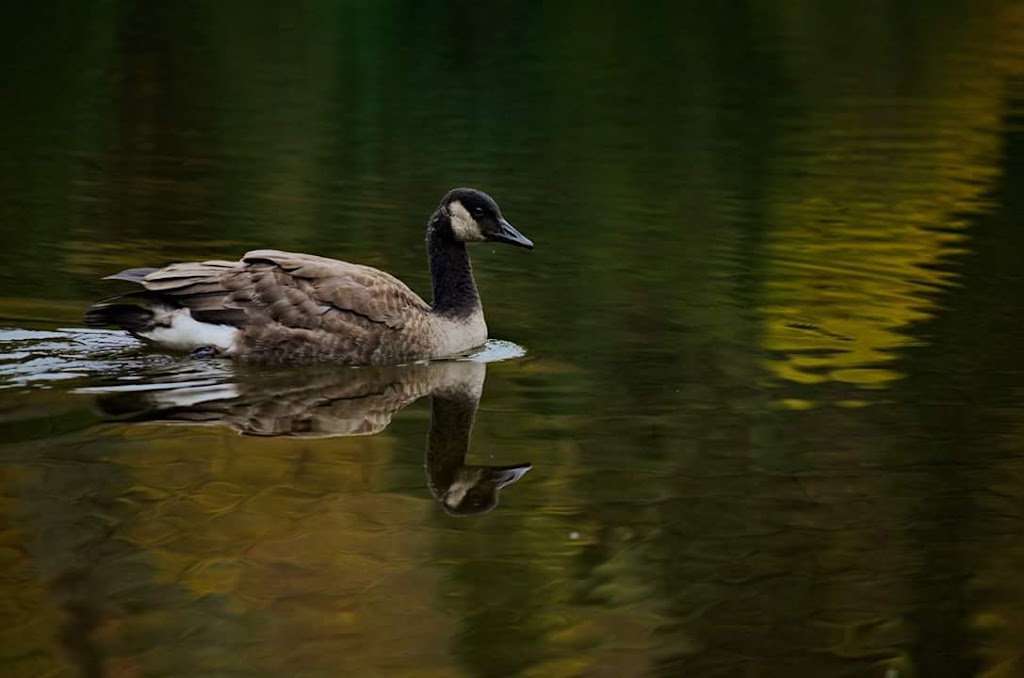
[84,188,533,365]
[97,360,532,516]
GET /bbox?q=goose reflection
[97,360,530,516]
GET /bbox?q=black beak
[490,218,534,250]
[490,463,532,488]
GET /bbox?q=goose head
[437,462,533,516]
[440,187,534,249]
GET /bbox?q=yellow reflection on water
[760,3,1024,391]
[110,427,460,676]
[0,470,69,678]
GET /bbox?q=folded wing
[134,249,430,331]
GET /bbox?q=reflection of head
[436,464,532,517]
[425,368,531,518]
[93,358,533,517]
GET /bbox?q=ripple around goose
[84,188,533,365]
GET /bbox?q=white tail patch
[148,382,241,408]
[141,308,238,353]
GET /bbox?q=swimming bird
[84,188,532,365]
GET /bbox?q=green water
[3,2,1024,676]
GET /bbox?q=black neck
[427,212,481,317]
[425,390,477,497]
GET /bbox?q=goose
[84,187,533,365]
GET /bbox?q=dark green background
[2,2,1024,676]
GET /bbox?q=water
[3,2,1024,675]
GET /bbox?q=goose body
[84,188,532,365]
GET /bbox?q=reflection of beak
[491,463,532,488]
[490,218,534,250]
[438,463,533,517]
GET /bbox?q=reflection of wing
[94,358,530,516]
[98,361,485,438]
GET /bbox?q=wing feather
[106,249,428,334]
[241,249,429,329]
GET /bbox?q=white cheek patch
[442,471,479,509]
[449,200,485,242]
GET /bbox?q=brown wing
[138,250,430,331]
[242,249,429,329]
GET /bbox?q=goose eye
[471,207,484,217]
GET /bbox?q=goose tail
[84,301,156,333]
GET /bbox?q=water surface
[3,2,1024,676]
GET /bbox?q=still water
[3,2,1024,676]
